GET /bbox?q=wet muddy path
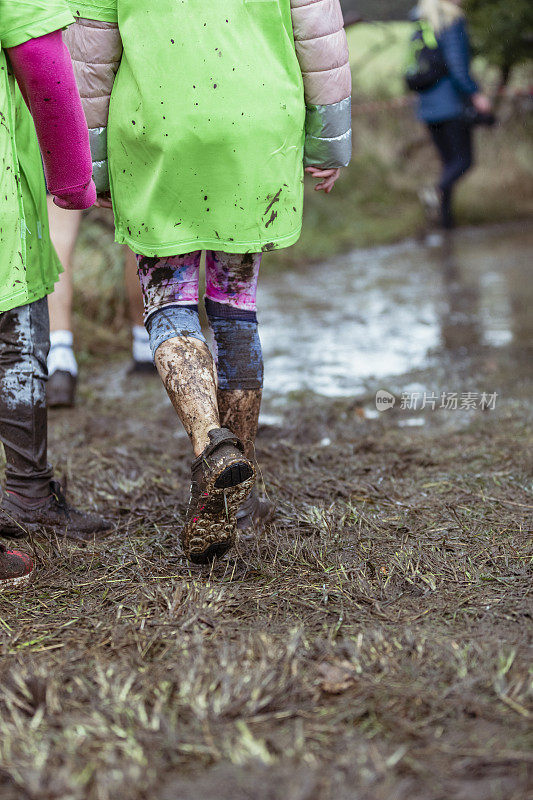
[1,223,531,800]
[66,221,532,435]
[259,221,532,415]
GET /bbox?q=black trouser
[0,297,53,498]
[427,117,473,229]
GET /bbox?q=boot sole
[0,516,113,544]
[183,459,256,564]
[0,569,33,592]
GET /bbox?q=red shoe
[0,543,34,591]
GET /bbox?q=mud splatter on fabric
[155,336,219,452]
[0,298,53,498]
[136,250,261,319]
[218,388,262,460]
[205,298,263,391]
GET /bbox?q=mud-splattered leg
[218,389,262,461]
[205,253,272,529]
[205,252,264,461]
[136,250,256,561]
[136,251,222,455]
[0,298,53,498]
[155,335,220,457]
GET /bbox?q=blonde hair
[417,0,464,34]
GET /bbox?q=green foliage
[465,0,533,80]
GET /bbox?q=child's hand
[305,167,341,194]
[471,92,492,115]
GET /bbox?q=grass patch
[348,22,412,97]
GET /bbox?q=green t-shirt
[68,0,305,256]
[0,0,72,313]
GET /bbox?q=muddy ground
[1,217,532,800]
[0,338,531,799]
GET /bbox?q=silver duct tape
[304,129,352,169]
[305,97,352,139]
[92,159,110,194]
[88,126,107,162]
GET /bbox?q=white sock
[132,324,153,363]
[47,330,78,376]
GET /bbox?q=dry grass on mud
[0,374,531,800]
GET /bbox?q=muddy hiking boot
[0,481,112,543]
[0,543,34,591]
[182,428,256,564]
[236,486,276,532]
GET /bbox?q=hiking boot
[0,481,112,543]
[181,428,256,564]
[0,543,34,591]
[47,370,77,408]
[236,487,276,532]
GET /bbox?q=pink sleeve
[7,30,96,210]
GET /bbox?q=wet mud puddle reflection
[259,222,532,408]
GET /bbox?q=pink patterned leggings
[136,250,261,320]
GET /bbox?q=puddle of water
[259,222,533,402]
[85,222,531,434]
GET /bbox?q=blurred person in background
[0,0,111,590]
[64,0,352,564]
[46,207,154,408]
[411,0,492,231]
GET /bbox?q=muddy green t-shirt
[0,0,70,312]
[69,0,305,256]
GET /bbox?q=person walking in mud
[409,0,492,230]
[65,0,352,563]
[0,0,111,588]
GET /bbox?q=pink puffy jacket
[65,0,352,192]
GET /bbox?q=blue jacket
[417,18,478,124]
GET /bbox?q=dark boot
[128,359,157,375]
[0,543,34,590]
[47,370,77,408]
[0,481,112,543]
[182,428,255,564]
[236,487,276,532]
